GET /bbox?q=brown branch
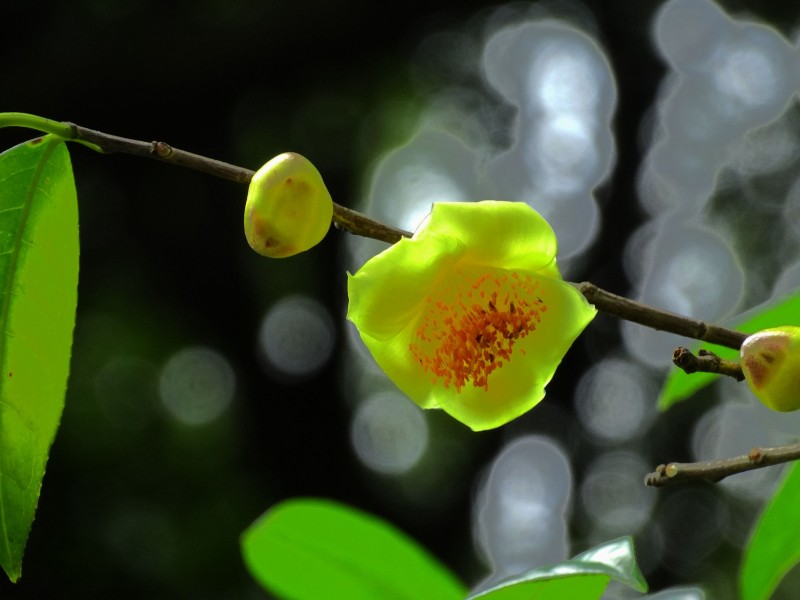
[645,443,800,487]
[53,119,780,492]
[65,123,412,245]
[332,204,410,244]
[672,347,744,381]
[57,121,753,345]
[577,282,749,350]
[11,114,781,491]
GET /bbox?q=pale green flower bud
[244,152,333,258]
[740,326,800,412]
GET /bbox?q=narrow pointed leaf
[467,537,647,600]
[740,462,800,600]
[0,137,79,582]
[241,498,466,600]
[658,289,800,410]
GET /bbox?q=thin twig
[64,123,413,244]
[645,443,800,487]
[672,347,744,381]
[577,283,749,350]
[62,121,786,491]
[332,204,410,244]
[68,124,255,183]
[6,114,782,489]
[58,121,752,345]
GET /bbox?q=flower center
[409,270,547,392]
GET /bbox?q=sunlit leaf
[658,289,800,410]
[241,498,466,600]
[0,137,79,582]
[466,537,648,600]
[740,462,800,600]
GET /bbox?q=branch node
[644,464,667,486]
[153,141,173,158]
[748,447,764,463]
[63,121,78,138]
[672,346,744,381]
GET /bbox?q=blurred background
[3,0,800,598]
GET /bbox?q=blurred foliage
[740,462,800,600]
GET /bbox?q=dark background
[2,0,799,598]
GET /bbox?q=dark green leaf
[0,137,79,582]
[658,289,800,410]
[466,537,648,600]
[740,462,800,600]
[241,498,466,600]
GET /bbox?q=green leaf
[241,498,466,600]
[740,461,800,600]
[467,537,648,600]
[0,137,79,582]
[658,289,800,410]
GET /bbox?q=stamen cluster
[410,271,546,391]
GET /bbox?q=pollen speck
[409,269,546,392]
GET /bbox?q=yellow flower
[347,201,597,431]
[740,326,800,412]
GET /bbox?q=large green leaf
[658,289,800,410]
[740,461,800,600]
[241,498,466,600]
[0,137,79,582]
[466,537,648,600]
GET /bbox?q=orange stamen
[409,270,546,392]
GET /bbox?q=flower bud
[740,326,800,412]
[244,152,333,258]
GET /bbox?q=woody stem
[576,282,748,350]
[4,114,747,347]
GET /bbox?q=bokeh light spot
[94,355,158,430]
[575,358,655,444]
[580,451,656,535]
[622,224,743,367]
[159,346,235,426]
[472,435,571,590]
[659,488,726,569]
[713,44,778,110]
[103,504,177,579]
[350,392,429,475]
[531,115,597,183]
[692,385,786,503]
[532,40,601,114]
[259,294,335,381]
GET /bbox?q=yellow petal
[424,269,596,430]
[356,328,441,409]
[418,201,561,279]
[347,233,463,341]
